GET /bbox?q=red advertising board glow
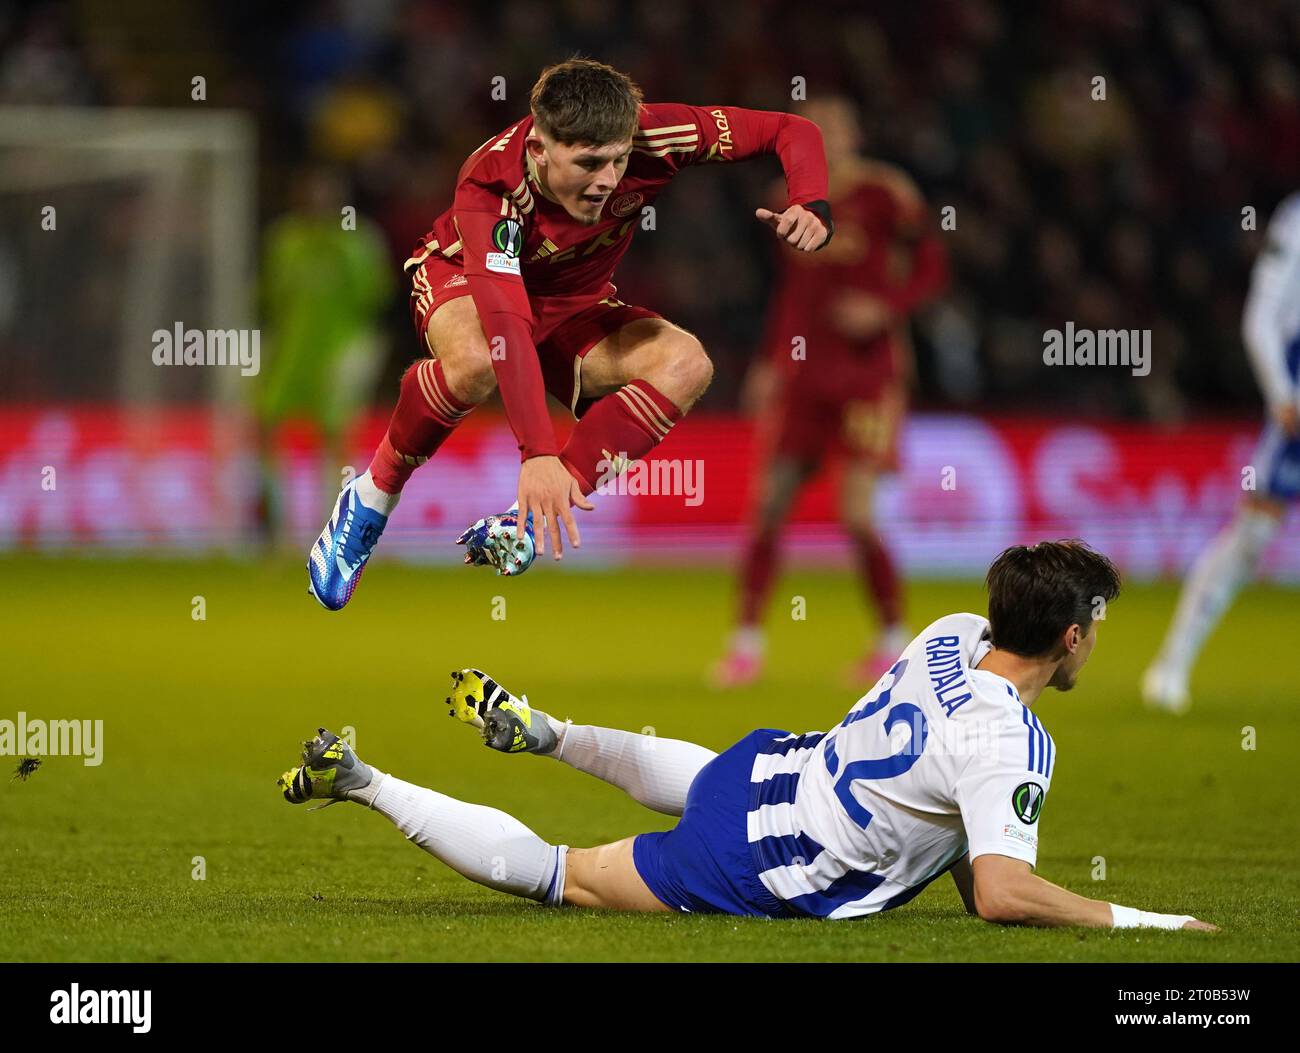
[1,407,1295,580]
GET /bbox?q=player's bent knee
[431,336,496,404]
[441,351,496,404]
[680,335,714,397]
[656,332,712,406]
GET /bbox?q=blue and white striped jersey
[1244,192,1300,413]
[747,613,1055,920]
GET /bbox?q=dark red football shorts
[763,366,906,470]
[408,257,661,418]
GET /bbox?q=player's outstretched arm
[658,103,832,250]
[972,854,1218,931]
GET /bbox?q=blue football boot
[307,479,389,611]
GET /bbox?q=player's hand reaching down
[755,203,831,252]
[518,455,593,560]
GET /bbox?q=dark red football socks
[852,529,903,627]
[559,380,682,494]
[368,358,473,494]
[738,528,780,627]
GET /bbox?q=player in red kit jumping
[713,98,948,687]
[307,59,832,610]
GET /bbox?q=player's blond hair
[530,58,643,145]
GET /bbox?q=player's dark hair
[985,540,1121,657]
[530,57,643,145]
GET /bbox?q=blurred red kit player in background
[713,97,949,687]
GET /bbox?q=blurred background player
[1143,192,1300,713]
[713,97,948,689]
[254,163,394,546]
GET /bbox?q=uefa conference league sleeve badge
[486,218,523,275]
[1012,782,1045,824]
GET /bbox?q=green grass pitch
[2,555,1296,962]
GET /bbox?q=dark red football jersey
[763,159,948,395]
[406,102,829,458]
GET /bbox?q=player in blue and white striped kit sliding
[280,541,1216,931]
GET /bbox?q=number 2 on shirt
[824,659,929,829]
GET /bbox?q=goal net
[0,106,257,550]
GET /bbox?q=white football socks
[360,772,566,905]
[730,625,764,658]
[878,623,910,657]
[354,470,400,516]
[1156,507,1280,678]
[547,723,717,817]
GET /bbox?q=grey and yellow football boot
[445,668,558,755]
[278,728,375,808]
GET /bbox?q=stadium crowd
[3,0,1298,420]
